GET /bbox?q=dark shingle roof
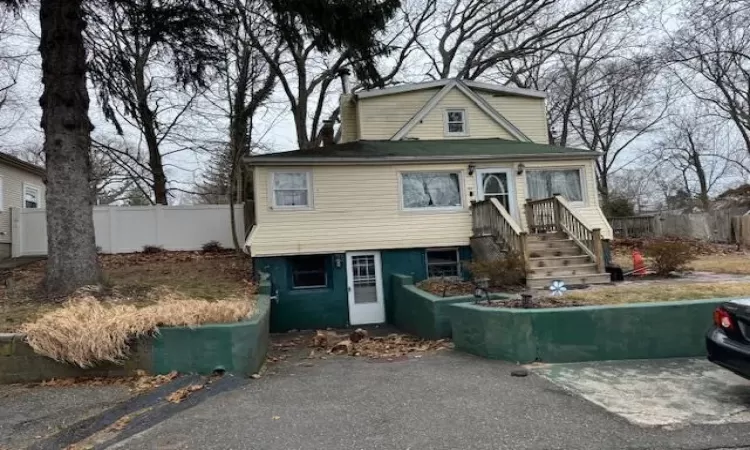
[246,139,597,165]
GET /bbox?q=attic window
[444,109,467,135]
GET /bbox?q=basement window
[426,248,460,278]
[290,255,328,289]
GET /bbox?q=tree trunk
[40,0,102,296]
[134,50,167,205]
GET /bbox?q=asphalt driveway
[107,351,750,450]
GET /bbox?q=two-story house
[244,79,612,332]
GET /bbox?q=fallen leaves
[107,415,132,431]
[36,370,179,394]
[311,330,452,359]
[165,383,204,404]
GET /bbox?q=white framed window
[426,248,460,278]
[400,171,463,210]
[23,183,40,209]
[290,255,328,289]
[0,177,4,211]
[444,108,467,135]
[525,168,585,204]
[271,171,312,209]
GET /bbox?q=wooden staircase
[526,232,610,289]
[471,195,610,289]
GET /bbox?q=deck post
[592,228,605,273]
[552,195,563,233]
[524,199,534,233]
[519,231,530,272]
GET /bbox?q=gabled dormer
[339,79,548,144]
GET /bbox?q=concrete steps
[528,255,592,268]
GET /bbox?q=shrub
[467,252,526,287]
[643,241,697,276]
[142,245,164,254]
[202,240,223,253]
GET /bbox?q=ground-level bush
[643,241,697,276]
[467,252,526,287]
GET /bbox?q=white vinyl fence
[11,204,245,257]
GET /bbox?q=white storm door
[346,251,385,325]
[476,168,517,218]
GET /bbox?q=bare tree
[247,1,430,149]
[411,0,641,81]
[656,107,735,210]
[667,0,750,158]
[85,0,221,205]
[569,55,668,202]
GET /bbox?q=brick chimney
[320,119,335,146]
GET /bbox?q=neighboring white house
[0,152,45,258]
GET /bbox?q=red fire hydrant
[632,250,646,276]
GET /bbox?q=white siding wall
[12,204,244,256]
[0,164,45,244]
[249,159,610,257]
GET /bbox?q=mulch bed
[476,296,585,309]
[416,278,523,297]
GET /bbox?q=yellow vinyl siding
[0,163,45,244]
[249,158,610,256]
[338,94,358,143]
[251,163,472,256]
[477,92,549,144]
[357,89,438,140]
[406,89,515,140]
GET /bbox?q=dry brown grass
[0,252,252,331]
[20,289,253,368]
[561,281,750,305]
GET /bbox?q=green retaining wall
[449,298,732,363]
[391,274,511,340]
[0,278,272,384]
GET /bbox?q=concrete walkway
[534,358,750,428]
[106,352,750,450]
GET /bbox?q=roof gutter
[0,154,45,177]
[244,152,601,166]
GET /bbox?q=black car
[706,299,750,380]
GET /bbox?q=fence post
[155,204,164,247]
[10,207,21,257]
[592,228,605,273]
[108,206,116,253]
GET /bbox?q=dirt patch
[0,252,252,332]
[477,296,585,309]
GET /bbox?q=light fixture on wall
[468,163,475,176]
[516,163,526,175]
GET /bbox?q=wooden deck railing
[525,195,605,273]
[472,198,529,267]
